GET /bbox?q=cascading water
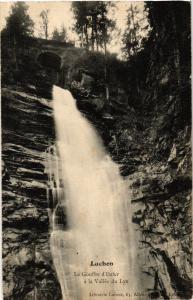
[47,85,139,300]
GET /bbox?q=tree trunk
[81,27,84,47]
[91,16,94,51]
[85,24,89,49]
[104,40,109,101]
[95,20,99,51]
[13,36,18,70]
[45,24,48,39]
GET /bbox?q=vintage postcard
[1,1,192,299]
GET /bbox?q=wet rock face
[106,117,192,298]
[128,162,192,297]
[73,81,192,298]
[2,87,62,299]
[75,72,192,298]
[2,82,192,300]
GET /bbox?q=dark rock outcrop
[2,87,62,299]
[2,78,191,299]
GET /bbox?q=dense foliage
[71,1,115,51]
[1,1,191,114]
[2,2,34,41]
[122,3,149,59]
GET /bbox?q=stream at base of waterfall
[45,85,140,300]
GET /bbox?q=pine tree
[71,1,115,100]
[52,25,68,42]
[39,9,49,39]
[5,1,34,41]
[71,1,115,52]
[71,2,89,48]
[122,4,149,59]
[52,28,60,41]
[3,1,34,69]
[59,25,68,42]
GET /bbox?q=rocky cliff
[88,87,192,299]
[2,86,62,299]
[2,77,191,299]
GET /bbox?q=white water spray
[47,85,138,300]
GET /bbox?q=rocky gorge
[2,2,192,299]
[2,76,192,299]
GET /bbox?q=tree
[3,1,34,69]
[96,2,115,100]
[71,1,115,52]
[39,9,49,39]
[72,1,115,100]
[121,4,149,98]
[94,2,115,52]
[122,4,149,59]
[52,28,60,41]
[145,2,190,89]
[4,1,34,41]
[71,2,89,48]
[52,25,68,42]
[60,25,68,42]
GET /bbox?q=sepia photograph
[1,1,192,299]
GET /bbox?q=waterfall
[47,85,139,300]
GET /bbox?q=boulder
[80,72,95,92]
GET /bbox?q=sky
[0,1,145,56]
